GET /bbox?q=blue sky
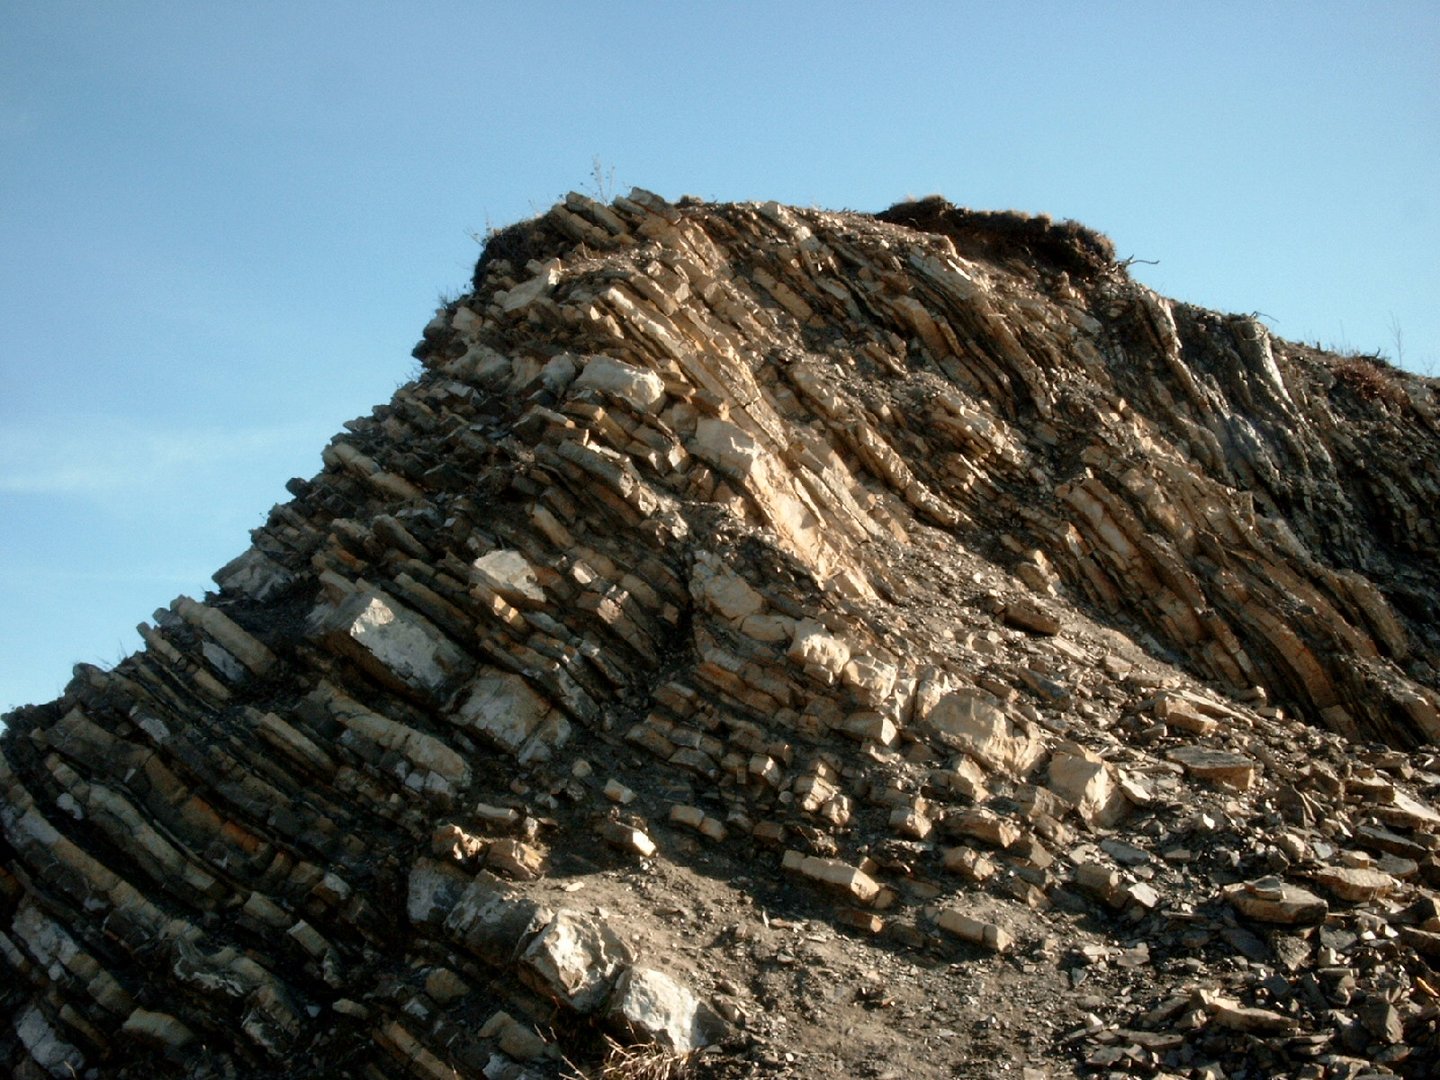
[2,2,1437,713]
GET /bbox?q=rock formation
[3,190,1439,1079]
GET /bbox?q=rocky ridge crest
[3,190,1439,1078]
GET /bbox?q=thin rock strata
[3,190,1439,1079]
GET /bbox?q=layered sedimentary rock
[3,191,1439,1078]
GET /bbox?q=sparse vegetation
[875,196,1117,279]
[563,1036,690,1080]
[1332,351,1408,408]
[1390,313,1407,370]
[585,156,618,204]
[470,211,567,291]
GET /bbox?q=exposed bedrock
[3,191,1438,1077]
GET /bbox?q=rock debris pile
[4,190,1440,1079]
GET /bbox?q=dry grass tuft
[563,1036,691,1080]
[1332,354,1408,409]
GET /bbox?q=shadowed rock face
[3,191,1439,1078]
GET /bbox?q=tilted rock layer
[4,191,1440,1079]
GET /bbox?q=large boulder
[519,912,634,1013]
[921,689,1045,778]
[607,967,724,1053]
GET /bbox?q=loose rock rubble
[3,189,1439,1079]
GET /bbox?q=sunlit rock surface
[3,191,1439,1078]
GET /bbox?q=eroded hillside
[3,191,1439,1079]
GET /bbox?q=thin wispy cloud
[0,81,39,139]
[0,417,315,496]
[0,103,36,137]
[0,564,217,588]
